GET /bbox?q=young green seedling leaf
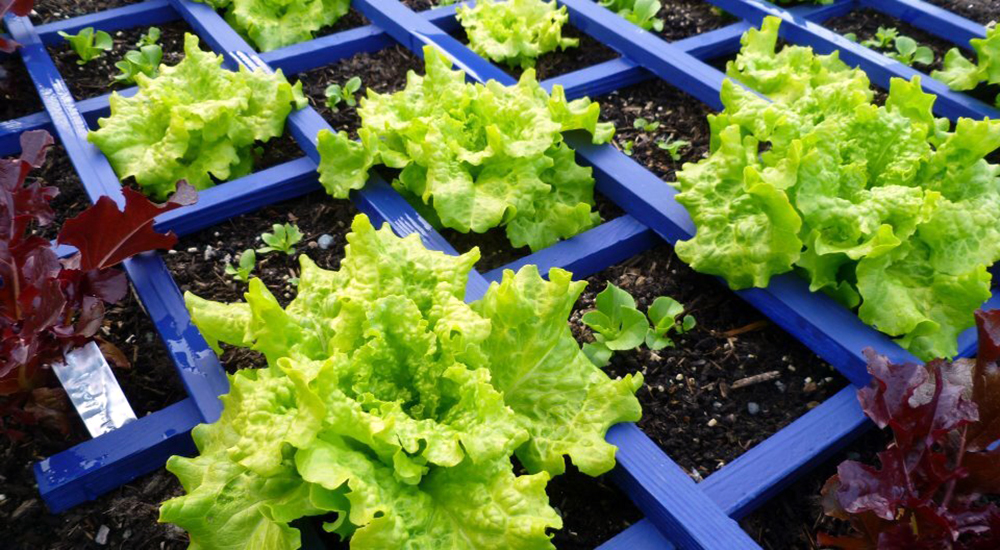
[582,283,649,359]
[645,296,695,350]
[861,26,898,49]
[889,35,934,66]
[59,27,113,65]
[843,32,857,43]
[113,44,162,84]
[137,27,161,47]
[257,223,303,255]
[324,76,362,111]
[633,117,660,132]
[656,136,691,161]
[225,249,256,283]
[621,139,635,156]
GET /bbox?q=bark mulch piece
[573,245,847,478]
[450,24,621,82]
[1,54,43,121]
[924,0,999,25]
[824,8,1000,108]
[741,429,891,549]
[48,20,189,101]
[2,287,187,550]
[655,0,729,42]
[298,45,426,137]
[32,0,142,23]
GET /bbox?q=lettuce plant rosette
[671,16,1000,360]
[192,0,350,52]
[88,33,305,200]
[456,0,579,69]
[315,45,615,253]
[932,21,1000,107]
[159,214,643,549]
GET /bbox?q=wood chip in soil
[31,0,142,23]
[740,429,891,549]
[573,245,847,478]
[450,24,620,82]
[49,21,190,101]
[923,0,999,25]
[1,54,43,121]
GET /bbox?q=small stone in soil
[747,402,760,415]
[318,234,335,249]
[96,525,110,545]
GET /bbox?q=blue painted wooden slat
[705,0,999,120]
[860,0,987,47]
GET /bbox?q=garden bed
[655,0,728,42]
[1,54,43,120]
[32,0,142,23]
[924,0,999,25]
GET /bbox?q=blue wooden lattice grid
[1,0,996,547]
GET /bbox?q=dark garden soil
[571,245,846,478]
[451,24,621,82]
[2,286,187,550]
[32,0,142,23]
[741,428,891,549]
[824,8,1000,107]
[924,0,999,25]
[31,145,90,241]
[1,54,43,121]
[656,0,729,42]
[49,20,190,101]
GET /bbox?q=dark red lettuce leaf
[57,183,196,270]
[0,0,36,53]
[821,311,1000,549]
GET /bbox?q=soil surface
[741,428,891,549]
[1,53,43,121]
[656,0,729,42]
[924,0,999,25]
[451,24,621,82]
[49,21,190,101]
[30,145,90,241]
[32,0,142,23]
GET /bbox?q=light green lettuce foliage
[193,0,350,52]
[597,0,663,32]
[456,0,578,69]
[161,214,642,549]
[88,34,305,199]
[932,21,1000,105]
[672,16,1000,360]
[315,45,614,253]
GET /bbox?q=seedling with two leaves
[633,117,660,132]
[225,249,256,283]
[656,136,691,161]
[257,223,303,255]
[582,284,695,367]
[325,76,362,111]
[846,26,933,67]
[114,27,163,84]
[59,27,113,65]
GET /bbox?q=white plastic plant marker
[52,342,137,437]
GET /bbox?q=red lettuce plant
[0,130,195,436]
[0,0,35,53]
[820,310,1000,549]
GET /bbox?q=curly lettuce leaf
[673,16,1000,359]
[195,0,350,52]
[88,33,303,199]
[170,214,641,548]
[932,22,1000,92]
[456,0,578,69]
[315,45,614,252]
[597,0,663,32]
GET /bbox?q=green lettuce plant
[315,45,614,252]
[160,214,643,549]
[582,283,649,366]
[633,117,659,132]
[456,0,578,69]
[671,16,1000,360]
[598,0,663,32]
[137,26,161,47]
[888,35,934,67]
[932,22,1000,106]
[192,0,350,52]
[656,136,690,161]
[225,249,256,283]
[645,296,695,350]
[58,27,112,65]
[257,222,302,255]
[324,76,361,111]
[88,33,305,199]
[113,44,162,84]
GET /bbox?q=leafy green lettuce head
[672,16,1000,360]
[932,21,1000,104]
[194,0,350,52]
[88,33,305,199]
[315,45,615,253]
[162,214,642,548]
[456,0,578,69]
